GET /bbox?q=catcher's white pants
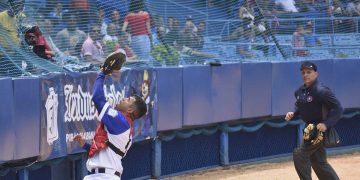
[83,173,120,180]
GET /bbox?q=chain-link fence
[1,0,360,77]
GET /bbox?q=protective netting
[1,0,360,77]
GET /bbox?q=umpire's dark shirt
[294,79,343,128]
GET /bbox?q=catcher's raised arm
[101,49,127,75]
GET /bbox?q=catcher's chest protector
[88,123,108,158]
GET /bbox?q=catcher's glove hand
[101,49,127,75]
[303,124,324,146]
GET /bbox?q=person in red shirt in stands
[25,26,55,61]
[122,0,152,61]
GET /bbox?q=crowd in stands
[0,0,216,70]
[1,0,360,75]
[219,0,360,58]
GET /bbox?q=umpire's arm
[320,87,344,128]
[285,92,300,121]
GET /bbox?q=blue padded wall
[241,62,272,118]
[211,63,242,123]
[29,165,52,180]
[161,133,220,176]
[228,124,298,163]
[271,61,303,116]
[314,59,334,90]
[335,115,360,147]
[0,170,16,180]
[13,78,41,160]
[332,59,360,109]
[0,78,15,162]
[122,141,152,180]
[183,66,212,126]
[156,68,183,131]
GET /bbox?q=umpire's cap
[300,61,317,72]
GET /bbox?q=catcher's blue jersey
[86,72,133,175]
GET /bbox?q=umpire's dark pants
[293,141,339,180]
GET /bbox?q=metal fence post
[220,131,229,166]
[17,168,29,180]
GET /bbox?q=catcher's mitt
[101,49,127,75]
[303,124,324,146]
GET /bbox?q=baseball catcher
[73,48,148,179]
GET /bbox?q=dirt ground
[165,150,360,180]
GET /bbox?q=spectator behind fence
[103,23,119,54]
[164,16,180,46]
[237,27,255,59]
[304,21,321,47]
[81,25,104,64]
[328,0,344,17]
[296,0,317,13]
[38,18,65,59]
[47,2,64,24]
[97,8,108,36]
[175,17,217,63]
[328,0,352,33]
[71,0,90,32]
[150,15,164,44]
[25,26,55,61]
[346,0,360,17]
[152,26,166,46]
[239,0,255,29]
[223,4,255,43]
[179,16,201,50]
[54,11,86,57]
[251,2,269,57]
[274,0,298,13]
[0,0,25,48]
[102,23,138,61]
[122,0,152,60]
[196,21,205,50]
[271,0,287,14]
[110,10,123,34]
[292,25,308,57]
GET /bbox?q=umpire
[285,61,343,180]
